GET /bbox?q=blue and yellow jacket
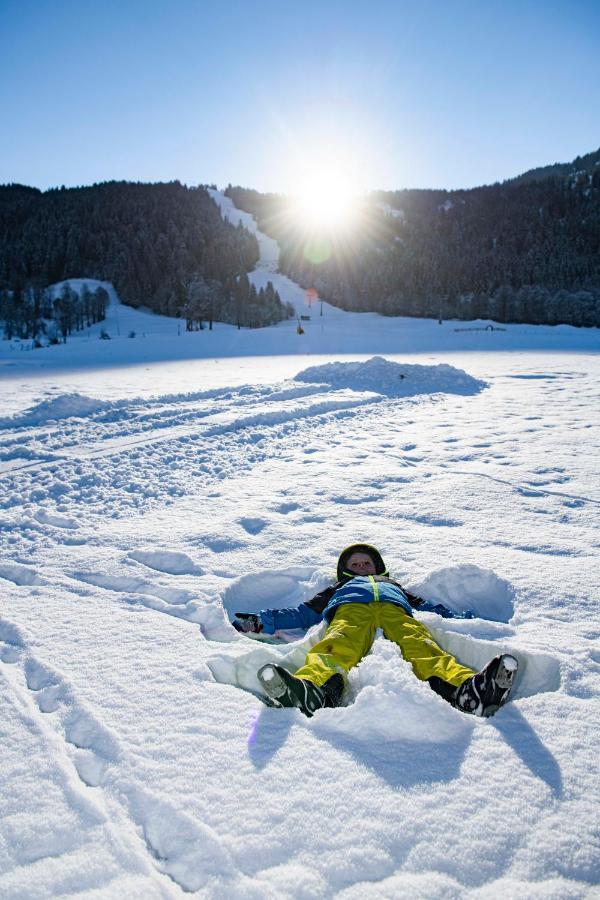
[259,572,449,633]
[259,540,474,633]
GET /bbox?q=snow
[0,192,599,898]
[294,355,486,397]
[413,563,515,621]
[378,201,406,221]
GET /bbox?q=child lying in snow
[233,543,517,718]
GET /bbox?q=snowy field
[1,194,599,898]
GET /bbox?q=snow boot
[257,664,343,717]
[453,654,518,717]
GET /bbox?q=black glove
[232,613,263,634]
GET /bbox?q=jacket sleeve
[400,584,475,619]
[260,602,324,634]
[259,583,339,634]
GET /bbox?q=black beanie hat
[337,543,388,581]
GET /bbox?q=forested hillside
[0,181,289,339]
[226,148,600,327]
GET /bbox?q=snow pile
[0,392,109,428]
[411,563,515,622]
[320,638,472,743]
[294,355,486,397]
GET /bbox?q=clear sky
[1,0,599,193]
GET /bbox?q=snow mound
[0,393,109,427]
[294,356,486,397]
[323,638,471,742]
[411,564,515,622]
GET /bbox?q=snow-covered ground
[0,194,599,898]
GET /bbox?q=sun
[291,169,360,232]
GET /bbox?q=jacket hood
[337,543,388,580]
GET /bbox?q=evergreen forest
[226,148,600,327]
[0,181,289,340]
[2,149,599,338]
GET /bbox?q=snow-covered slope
[0,194,599,898]
[1,190,598,379]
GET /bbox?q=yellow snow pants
[294,602,475,688]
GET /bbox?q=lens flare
[291,168,361,235]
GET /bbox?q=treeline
[225,148,600,328]
[182,275,292,330]
[0,181,290,332]
[0,282,109,344]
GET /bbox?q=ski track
[0,384,385,516]
[0,617,174,896]
[0,614,243,894]
[1,366,596,575]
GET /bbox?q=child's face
[346,552,376,575]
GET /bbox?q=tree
[182,276,215,331]
[54,284,76,342]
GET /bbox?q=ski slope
[0,194,599,899]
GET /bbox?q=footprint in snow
[0,562,46,587]
[329,494,381,505]
[128,548,204,576]
[34,509,78,530]
[405,513,463,528]
[4,634,121,789]
[0,618,26,663]
[25,657,120,786]
[125,785,233,892]
[273,502,300,514]
[72,571,193,606]
[239,517,268,535]
[199,535,247,553]
[25,658,66,713]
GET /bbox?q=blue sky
[1,0,599,192]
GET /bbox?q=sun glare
[292,171,360,232]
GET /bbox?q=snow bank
[294,356,486,397]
